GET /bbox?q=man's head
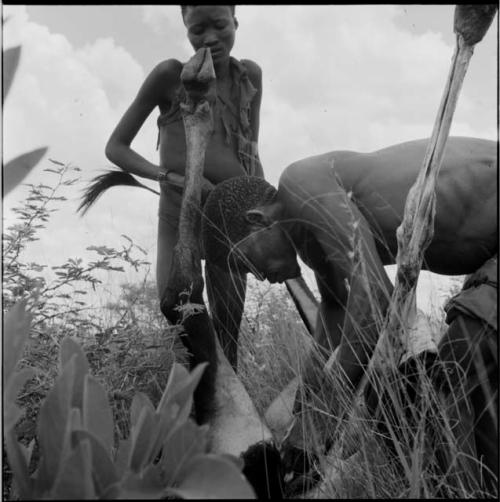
[202,176,301,283]
[181,6,238,65]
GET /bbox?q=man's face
[232,222,301,284]
[183,6,237,64]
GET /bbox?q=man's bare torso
[279,137,497,276]
[157,60,250,184]
[158,106,247,184]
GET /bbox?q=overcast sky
[3,5,498,315]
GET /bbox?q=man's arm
[241,59,264,178]
[315,213,393,405]
[279,158,391,485]
[281,161,393,404]
[105,59,182,180]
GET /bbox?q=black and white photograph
[3,4,498,499]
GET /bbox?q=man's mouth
[210,48,223,58]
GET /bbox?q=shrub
[3,300,255,499]
[2,160,254,498]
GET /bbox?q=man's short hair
[181,5,236,21]
[202,176,277,268]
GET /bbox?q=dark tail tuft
[77,170,159,215]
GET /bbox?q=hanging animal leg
[168,47,282,498]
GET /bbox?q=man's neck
[214,58,231,80]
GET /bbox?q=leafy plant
[3,32,47,196]
[3,301,255,499]
[3,161,150,337]
[3,300,35,434]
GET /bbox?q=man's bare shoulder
[278,157,348,213]
[240,59,262,88]
[151,59,183,85]
[279,153,353,191]
[139,59,183,106]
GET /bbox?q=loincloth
[444,255,498,332]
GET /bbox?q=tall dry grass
[235,272,497,499]
[224,184,497,498]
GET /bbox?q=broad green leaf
[72,430,118,496]
[170,454,255,499]
[25,439,36,466]
[36,357,77,492]
[172,363,208,423]
[3,147,48,196]
[60,337,89,410]
[100,482,122,499]
[117,466,166,499]
[82,374,114,453]
[50,439,95,500]
[3,46,21,101]
[60,337,87,369]
[130,391,155,427]
[129,392,177,468]
[157,363,190,413]
[3,299,32,381]
[114,438,131,477]
[129,406,158,472]
[4,367,35,430]
[157,362,207,423]
[141,463,165,490]
[69,407,82,442]
[148,406,179,463]
[160,420,209,485]
[4,429,33,499]
[46,407,83,486]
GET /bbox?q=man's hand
[161,171,215,201]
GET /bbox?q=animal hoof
[241,441,284,499]
[281,444,321,497]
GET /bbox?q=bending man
[201,136,497,489]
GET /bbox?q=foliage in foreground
[3,161,151,335]
[3,301,255,499]
[2,74,254,496]
[3,22,48,195]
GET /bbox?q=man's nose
[203,31,218,46]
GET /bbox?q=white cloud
[3,5,497,314]
[3,5,159,291]
[231,4,496,181]
[77,37,144,110]
[141,5,180,34]
[141,5,192,58]
[3,12,148,167]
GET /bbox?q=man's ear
[246,201,283,226]
[234,17,239,30]
[245,208,270,227]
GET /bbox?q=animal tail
[78,169,160,215]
